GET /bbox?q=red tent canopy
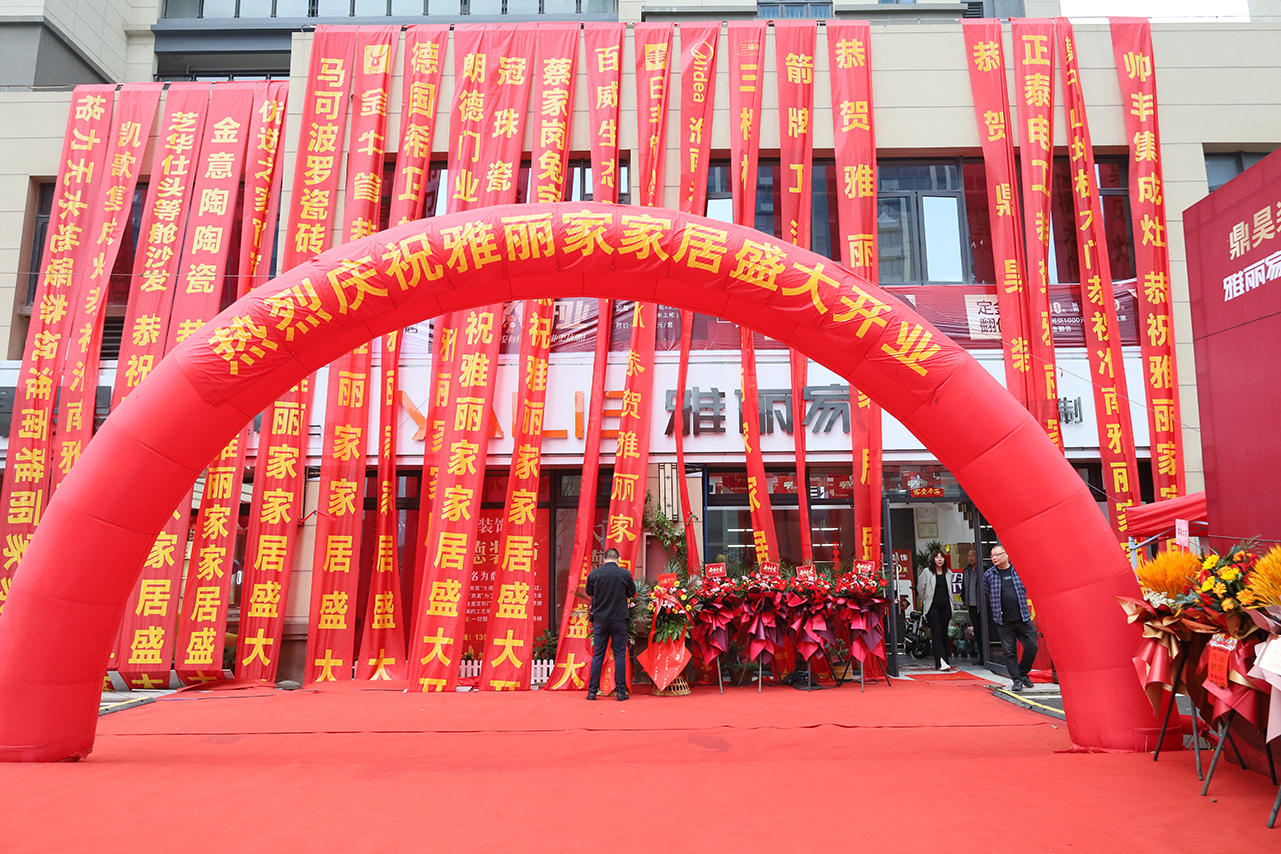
[1126,492,1209,540]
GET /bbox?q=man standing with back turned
[586,547,636,701]
[982,545,1038,693]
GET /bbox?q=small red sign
[1207,633,1238,689]
[760,561,780,576]
[705,563,727,578]
[909,487,945,498]
[855,560,876,574]
[656,572,679,587]
[798,565,816,580]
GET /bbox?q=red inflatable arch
[0,203,1157,760]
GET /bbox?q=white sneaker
[939,661,952,672]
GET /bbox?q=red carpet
[1,679,1277,852]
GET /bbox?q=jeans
[996,619,1038,682]
[587,619,628,696]
[925,604,951,668]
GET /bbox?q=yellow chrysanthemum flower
[1221,567,1240,582]
[1200,578,1215,593]
[1214,581,1228,597]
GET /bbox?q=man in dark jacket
[981,544,1038,693]
[585,547,636,701]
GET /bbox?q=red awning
[1126,492,1209,540]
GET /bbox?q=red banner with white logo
[47,84,161,496]
[389,25,448,227]
[238,27,356,682]
[1012,18,1064,451]
[827,21,874,278]
[109,85,211,412]
[408,304,504,692]
[774,20,815,248]
[117,81,254,690]
[0,84,115,608]
[478,299,555,690]
[635,23,674,208]
[1110,17,1185,500]
[963,20,1034,414]
[530,24,579,205]
[548,300,612,690]
[305,25,396,685]
[585,24,625,204]
[237,81,289,298]
[1057,19,1141,535]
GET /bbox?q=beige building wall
[2,0,135,82]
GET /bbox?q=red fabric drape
[1110,17,1185,501]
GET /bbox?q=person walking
[585,547,636,701]
[916,550,954,672]
[982,544,1038,692]
[960,549,984,659]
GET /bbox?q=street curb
[991,686,1067,720]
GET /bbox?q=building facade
[0,0,1277,681]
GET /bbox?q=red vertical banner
[48,84,162,495]
[827,21,875,277]
[306,26,397,685]
[1012,18,1064,450]
[446,24,488,215]
[671,21,719,574]
[476,24,536,209]
[238,27,356,682]
[634,22,674,208]
[776,19,818,565]
[389,25,448,227]
[728,21,778,566]
[774,20,815,248]
[585,24,625,204]
[408,302,504,692]
[1057,19,1141,535]
[548,300,612,690]
[479,299,556,690]
[963,20,1034,412]
[173,434,248,684]
[1110,17,1185,501]
[117,82,254,690]
[827,22,883,567]
[172,81,288,686]
[110,85,210,412]
[529,23,579,205]
[237,81,289,298]
[0,85,115,594]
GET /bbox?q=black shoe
[1021,678,1035,690]
[616,692,629,702]
[586,692,596,701]
[1010,682,1024,694]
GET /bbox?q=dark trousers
[925,604,951,668]
[587,619,628,696]
[967,606,984,657]
[997,619,1038,682]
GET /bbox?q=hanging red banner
[48,84,162,496]
[0,84,115,594]
[529,23,579,205]
[1057,19,1141,535]
[548,300,612,691]
[852,389,882,562]
[603,301,658,572]
[727,21,777,566]
[389,25,448,227]
[116,81,254,691]
[634,22,674,208]
[236,81,289,298]
[476,25,535,209]
[827,21,875,278]
[446,24,488,214]
[679,22,719,215]
[238,27,356,682]
[774,20,815,247]
[478,299,556,690]
[790,353,813,564]
[584,23,625,204]
[173,433,248,685]
[740,327,779,564]
[108,84,210,414]
[1012,18,1064,451]
[1110,17,1185,501]
[305,25,396,685]
[728,22,765,227]
[963,20,1034,414]
[408,304,504,692]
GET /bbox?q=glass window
[877,160,969,284]
[26,184,54,305]
[1049,156,1135,283]
[202,0,237,16]
[877,196,913,284]
[238,0,273,15]
[921,196,964,282]
[390,0,424,11]
[751,160,840,260]
[353,0,386,12]
[316,0,350,13]
[164,0,201,17]
[1205,151,1271,193]
[275,0,309,14]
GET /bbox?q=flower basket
[652,675,691,696]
